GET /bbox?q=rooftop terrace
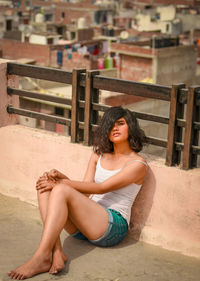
[0,59,199,263]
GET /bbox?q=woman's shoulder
[90,151,101,164]
[125,154,147,168]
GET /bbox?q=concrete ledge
[0,60,19,127]
[0,125,200,259]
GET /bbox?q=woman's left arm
[37,151,98,193]
[61,161,146,194]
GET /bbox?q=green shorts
[71,208,128,247]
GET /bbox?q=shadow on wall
[129,166,156,240]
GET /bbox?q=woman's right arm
[48,169,69,180]
[82,151,98,183]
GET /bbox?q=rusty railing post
[84,70,99,146]
[166,84,185,166]
[71,69,86,143]
[182,86,200,169]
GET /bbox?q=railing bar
[92,103,111,112]
[146,137,167,147]
[191,145,200,154]
[174,143,200,153]
[134,112,169,124]
[7,62,73,84]
[194,121,200,130]
[175,142,184,151]
[171,119,200,129]
[166,84,185,166]
[179,88,188,104]
[96,75,171,92]
[79,100,85,108]
[80,72,86,87]
[182,86,200,169]
[78,121,84,129]
[7,87,72,106]
[71,69,86,143]
[177,119,186,127]
[92,103,169,124]
[91,124,98,131]
[93,76,171,101]
[7,106,71,126]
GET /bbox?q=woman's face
[109,117,129,143]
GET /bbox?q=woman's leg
[8,183,108,280]
[37,190,66,274]
[37,189,80,274]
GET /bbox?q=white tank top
[91,155,147,224]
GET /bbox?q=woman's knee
[52,183,72,198]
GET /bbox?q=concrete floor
[0,193,200,281]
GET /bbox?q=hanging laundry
[78,46,87,55]
[72,45,77,52]
[67,49,72,59]
[102,41,108,54]
[57,50,63,67]
[93,45,99,55]
[87,45,95,54]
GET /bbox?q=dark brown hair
[93,106,147,154]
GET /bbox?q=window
[55,107,64,116]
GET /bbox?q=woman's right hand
[47,169,60,179]
[48,169,69,180]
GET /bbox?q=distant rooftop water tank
[35,13,44,23]
[77,17,86,29]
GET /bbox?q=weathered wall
[156,45,197,86]
[0,124,199,259]
[0,39,51,65]
[119,54,153,81]
[111,43,153,81]
[177,13,200,32]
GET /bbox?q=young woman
[8,106,147,280]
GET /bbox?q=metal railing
[6,62,200,170]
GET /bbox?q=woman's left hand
[36,177,57,193]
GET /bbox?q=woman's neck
[113,142,133,156]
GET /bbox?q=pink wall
[0,124,199,259]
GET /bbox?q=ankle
[34,249,51,262]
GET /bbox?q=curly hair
[93,106,147,154]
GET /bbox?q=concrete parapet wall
[0,125,199,259]
[0,60,19,127]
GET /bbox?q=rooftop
[1,193,200,281]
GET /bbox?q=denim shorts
[71,208,128,247]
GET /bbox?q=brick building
[122,0,200,8]
[111,42,197,86]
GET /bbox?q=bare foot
[49,249,67,274]
[8,253,51,280]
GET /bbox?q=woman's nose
[112,124,118,130]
